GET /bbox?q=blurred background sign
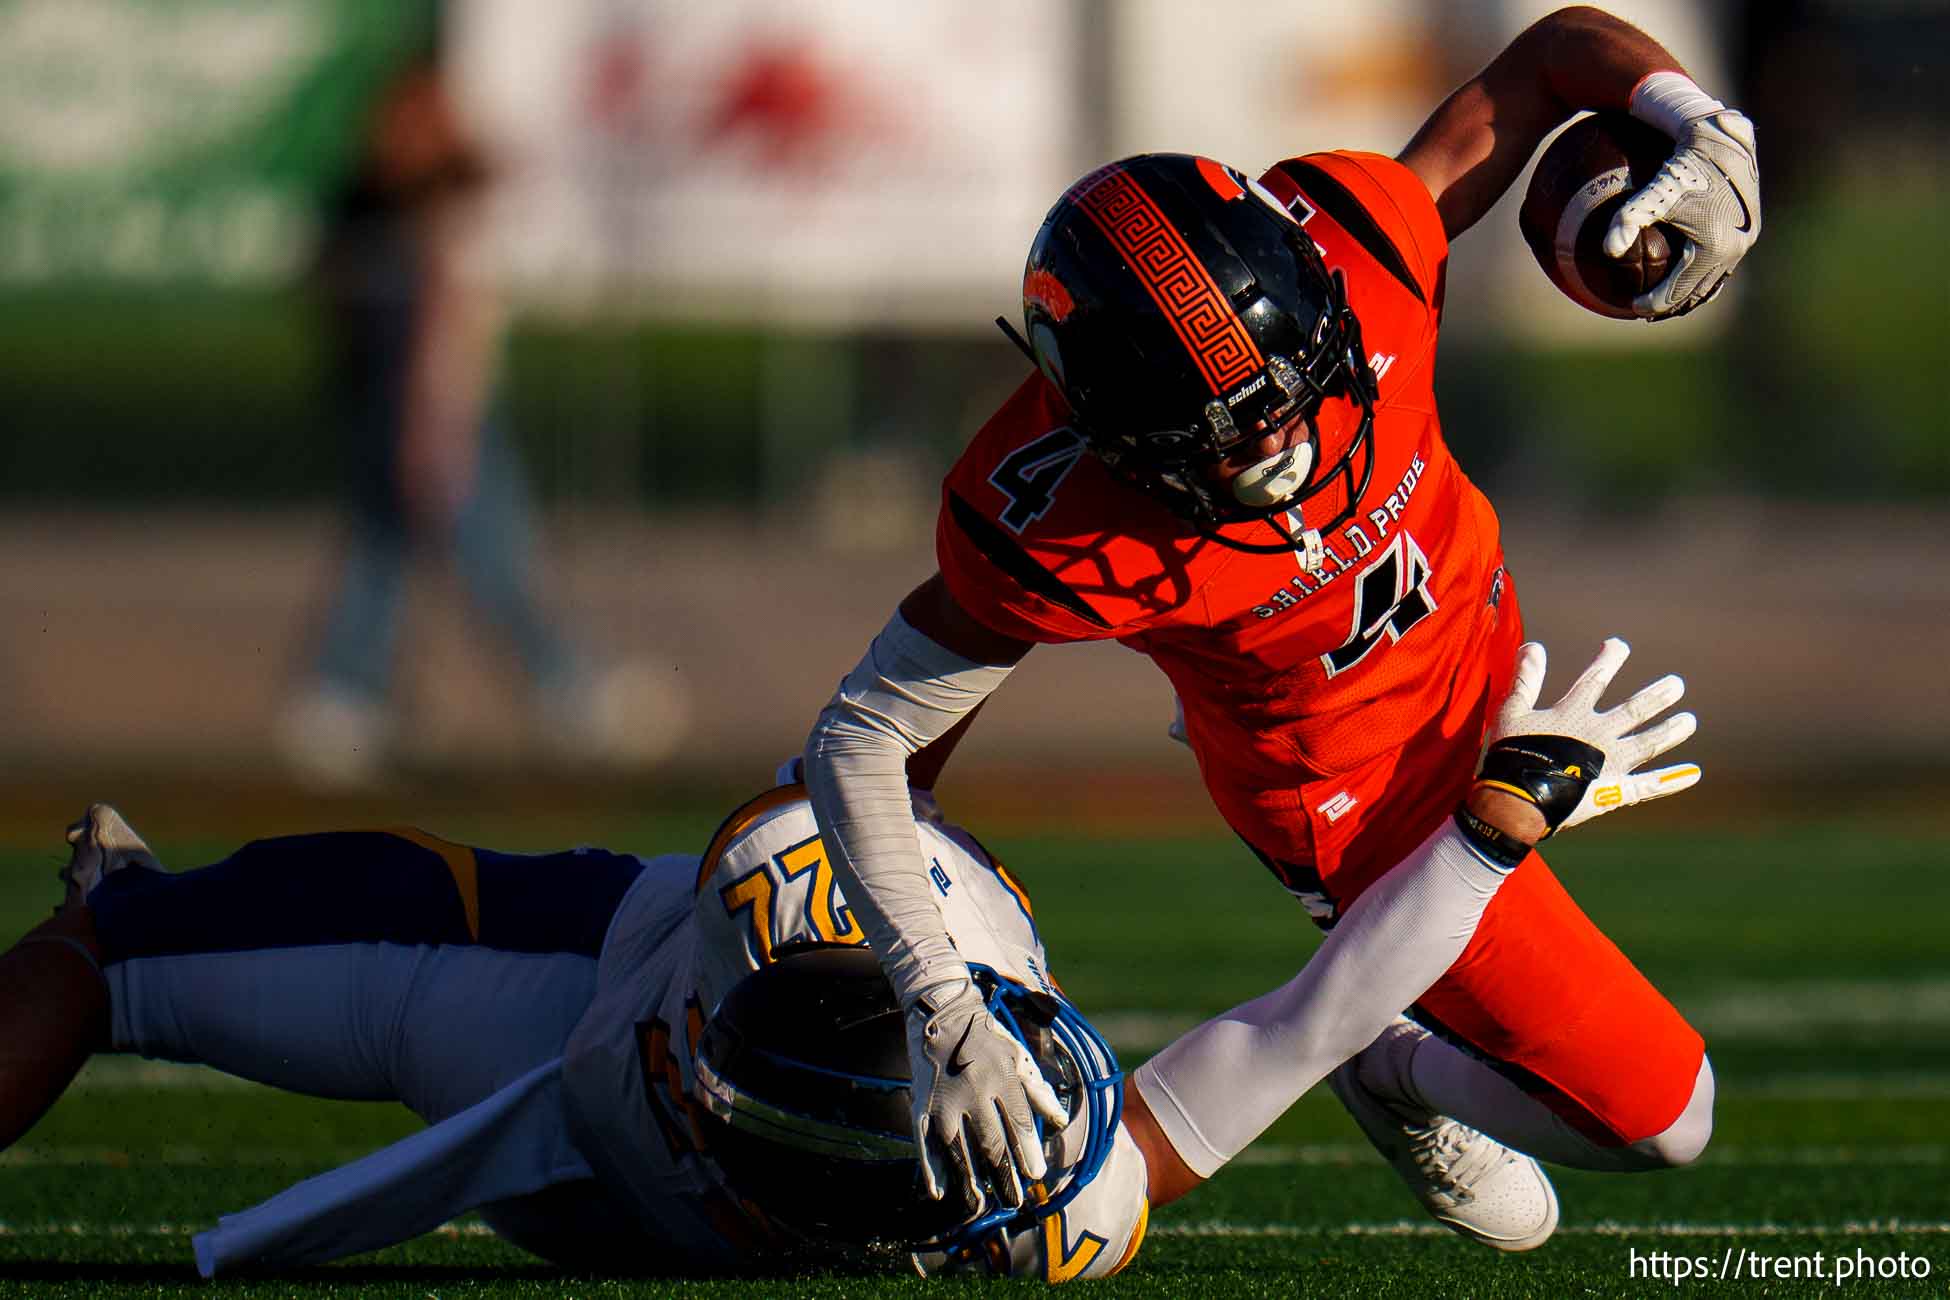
[453,0,1083,328]
[0,0,419,289]
[1110,0,1439,168]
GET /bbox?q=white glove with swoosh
[1605,73,1760,319]
[907,978,1067,1214]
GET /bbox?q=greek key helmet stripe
[1073,166,1266,396]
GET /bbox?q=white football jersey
[559,783,1148,1280]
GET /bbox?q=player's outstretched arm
[1124,637,1698,1207]
[803,574,1065,1216]
[1397,4,1758,314]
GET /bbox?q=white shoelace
[1406,1119,1506,1202]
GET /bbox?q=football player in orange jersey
[802,6,1759,1250]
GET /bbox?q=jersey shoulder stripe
[1276,158,1425,305]
[1263,150,1450,320]
[946,489,1112,631]
[695,784,806,894]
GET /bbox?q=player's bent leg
[92,828,475,1098]
[91,828,643,1118]
[1359,1019,1714,1173]
[1400,850,1713,1170]
[106,941,600,1114]
[1631,1055,1714,1169]
[90,830,481,961]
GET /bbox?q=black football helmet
[1013,152,1379,556]
[693,946,1123,1253]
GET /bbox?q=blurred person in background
[279,17,681,785]
[803,3,1754,1255]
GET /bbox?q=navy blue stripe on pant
[91,832,645,965]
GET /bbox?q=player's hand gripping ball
[1519,113,1684,320]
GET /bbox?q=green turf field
[0,810,1945,1297]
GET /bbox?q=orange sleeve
[936,499,1116,644]
[935,377,1124,644]
[936,375,1210,644]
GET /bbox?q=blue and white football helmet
[693,947,1146,1279]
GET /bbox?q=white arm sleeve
[1131,819,1512,1177]
[803,610,1014,1007]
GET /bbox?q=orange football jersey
[939,151,1515,880]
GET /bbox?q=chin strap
[1297,526,1326,574]
[1201,511,1328,570]
[995,316,1038,364]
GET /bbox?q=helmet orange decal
[1074,169,1264,396]
[1023,267,1075,323]
[1196,155,1245,201]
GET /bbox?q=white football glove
[906,979,1067,1214]
[1490,638,1700,833]
[1604,107,1760,319]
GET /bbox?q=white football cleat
[1330,1018,1559,1252]
[61,804,163,908]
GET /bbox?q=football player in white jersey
[0,768,1145,1282]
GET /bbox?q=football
[1518,112,1681,320]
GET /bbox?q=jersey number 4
[990,428,1085,531]
[1321,532,1437,677]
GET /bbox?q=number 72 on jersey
[718,835,866,963]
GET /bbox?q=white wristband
[1629,71,1726,137]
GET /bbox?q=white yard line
[1684,979,1950,1035]
[1094,979,1950,1053]
[65,1059,254,1091]
[1737,1075,1950,1100]
[1154,1220,1950,1240]
[1236,1143,1949,1167]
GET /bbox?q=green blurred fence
[4,206,1944,513]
